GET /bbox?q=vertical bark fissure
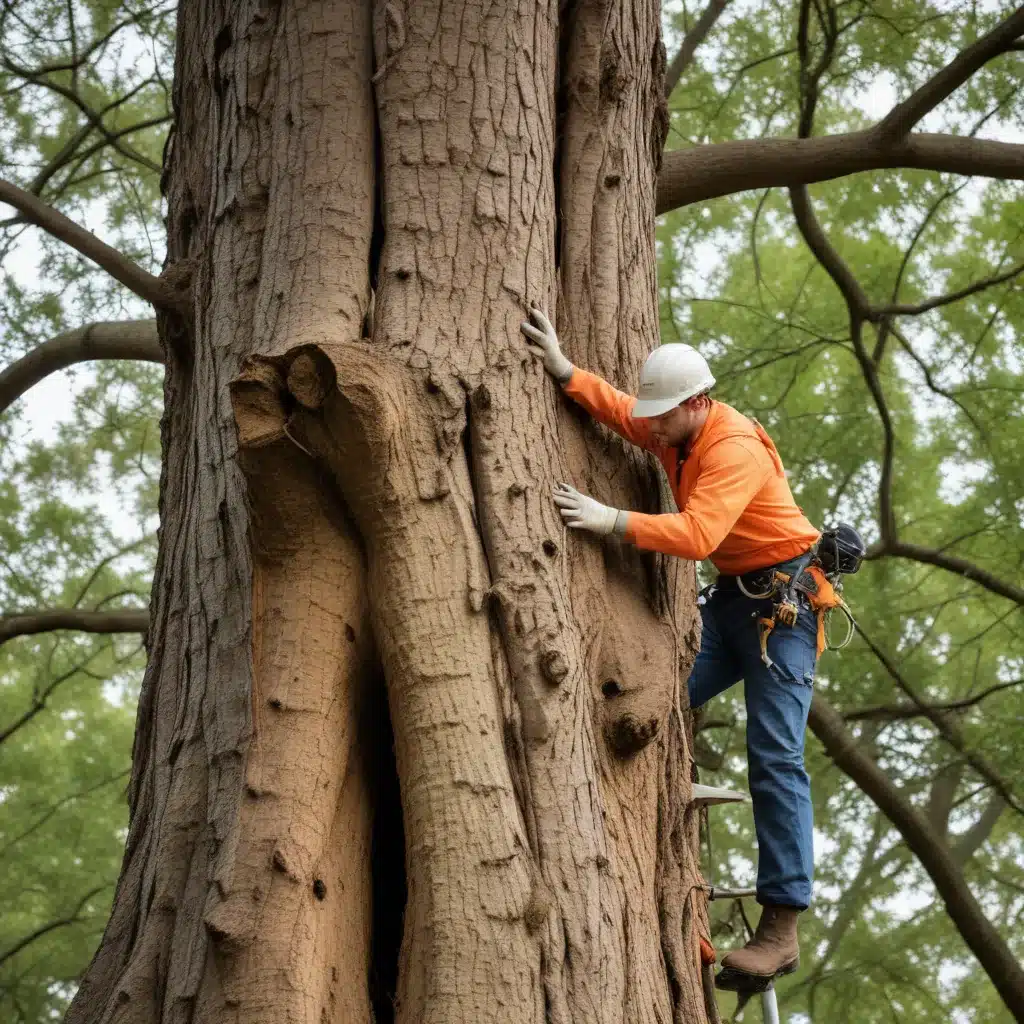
[556,3,704,1022]
[367,681,405,1024]
[71,0,381,1019]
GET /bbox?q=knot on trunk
[539,648,569,684]
[523,880,553,934]
[230,360,287,447]
[288,347,336,410]
[605,712,660,758]
[600,52,630,104]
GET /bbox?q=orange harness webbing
[756,565,846,660]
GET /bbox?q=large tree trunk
[68,2,709,1022]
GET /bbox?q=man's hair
[682,387,713,406]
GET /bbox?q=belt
[715,549,816,595]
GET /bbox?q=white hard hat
[631,344,716,418]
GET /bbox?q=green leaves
[662,1,1023,1018]
[0,353,155,1016]
[0,10,164,1014]
[0,631,139,1021]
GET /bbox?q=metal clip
[757,616,775,668]
[775,598,798,627]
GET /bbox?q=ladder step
[705,885,756,901]
[691,783,749,806]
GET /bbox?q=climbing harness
[725,523,864,668]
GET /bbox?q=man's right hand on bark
[520,306,573,383]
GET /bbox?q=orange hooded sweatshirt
[563,368,820,575]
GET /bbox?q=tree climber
[520,305,850,992]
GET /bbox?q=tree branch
[784,814,902,1002]
[2,111,173,218]
[789,184,899,539]
[875,7,1024,142]
[694,735,726,771]
[0,0,174,78]
[871,539,1024,606]
[664,0,731,98]
[855,626,1024,817]
[785,44,1019,597]
[655,132,1024,214]
[872,181,967,361]
[70,536,154,609]
[0,608,149,647]
[0,178,187,314]
[0,769,130,858]
[0,637,143,747]
[0,52,164,174]
[693,715,735,732]
[952,790,1006,866]
[878,259,1024,316]
[808,693,1024,1020]
[928,761,964,836]
[843,678,1023,722]
[0,320,162,415]
[788,185,872,317]
[795,0,842,137]
[890,325,986,434]
[0,885,107,969]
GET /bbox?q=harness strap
[717,553,855,660]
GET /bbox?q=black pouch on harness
[816,523,865,579]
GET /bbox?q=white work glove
[520,306,573,384]
[553,483,628,537]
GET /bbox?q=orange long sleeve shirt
[563,368,820,575]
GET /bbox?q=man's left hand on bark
[552,483,628,537]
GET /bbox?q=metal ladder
[693,785,781,1024]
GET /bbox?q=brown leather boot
[716,904,800,991]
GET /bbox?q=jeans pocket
[765,624,817,688]
[767,660,815,689]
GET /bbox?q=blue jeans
[688,560,817,910]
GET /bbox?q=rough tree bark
[67,2,708,1023]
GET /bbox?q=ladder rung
[705,884,756,901]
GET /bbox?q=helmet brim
[631,396,685,419]
[630,376,716,419]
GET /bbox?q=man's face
[644,397,707,448]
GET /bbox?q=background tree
[0,0,1022,1022]
[659,1,1024,1018]
[1,4,165,1016]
